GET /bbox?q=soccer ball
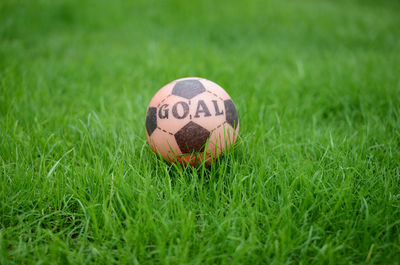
[145,77,239,165]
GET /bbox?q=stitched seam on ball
[210,121,227,132]
[206,90,224,101]
[209,121,229,147]
[157,126,174,135]
[157,94,172,108]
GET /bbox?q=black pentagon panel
[145,107,157,136]
[224,99,239,129]
[174,121,210,154]
[172,80,206,99]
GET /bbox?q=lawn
[1,0,400,264]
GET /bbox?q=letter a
[194,100,212,118]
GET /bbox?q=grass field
[1,0,400,264]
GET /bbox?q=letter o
[172,101,189,119]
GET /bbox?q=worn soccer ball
[145,77,239,165]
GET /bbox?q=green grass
[1,0,400,264]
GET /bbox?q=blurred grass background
[1,0,400,264]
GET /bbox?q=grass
[1,0,400,263]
